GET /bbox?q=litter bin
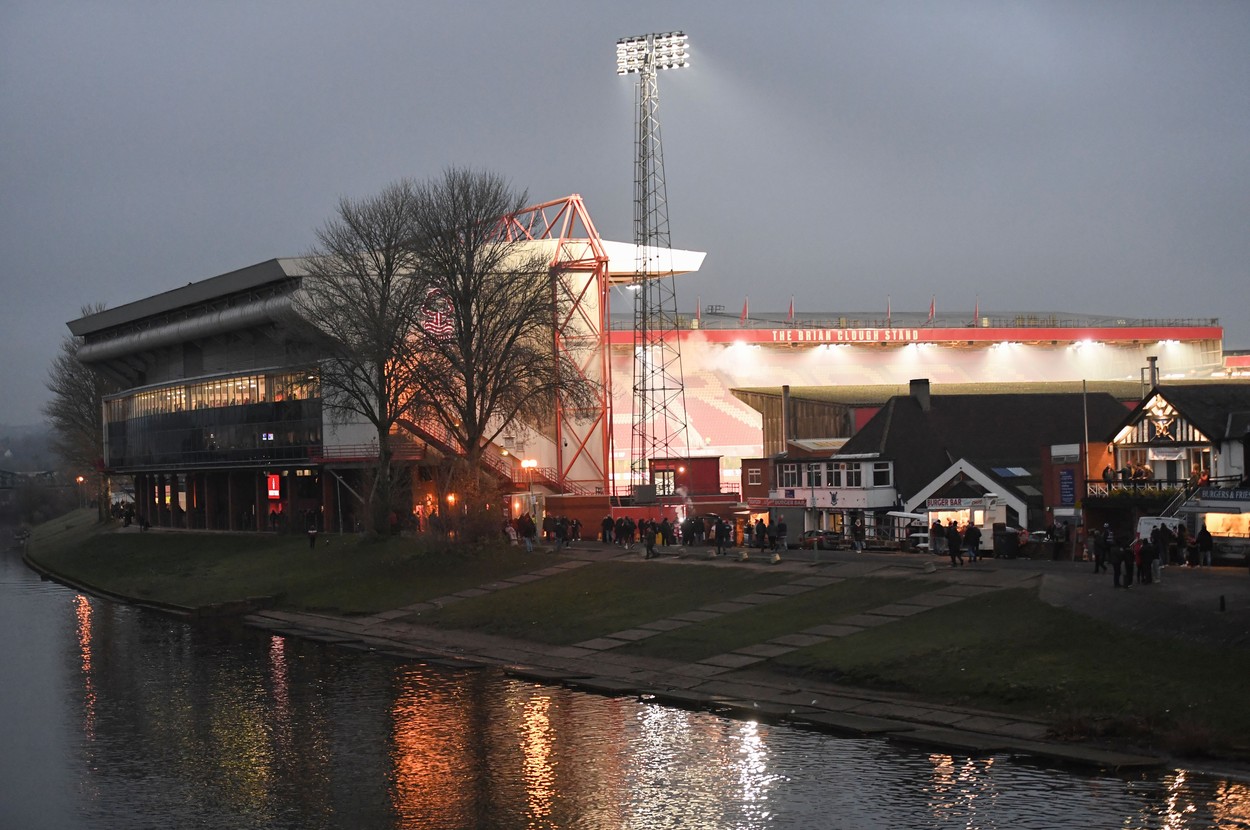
[992,523,1018,559]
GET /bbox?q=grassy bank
[27,511,548,614]
[26,513,1250,759]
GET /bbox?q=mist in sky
[2,1,1247,424]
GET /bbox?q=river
[2,543,1248,829]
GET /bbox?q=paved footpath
[244,542,1250,772]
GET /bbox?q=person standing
[946,520,964,567]
[963,522,982,563]
[852,519,866,552]
[1196,523,1214,567]
[1109,528,1126,587]
[930,519,945,555]
[1093,523,1109,574]
[776,517,788,551]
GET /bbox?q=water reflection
[4,548,1250,829]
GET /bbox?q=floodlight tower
[616,31,692,498]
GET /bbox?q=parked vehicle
[799,529,842,550]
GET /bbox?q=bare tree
[293,180,427,535]
[44,302,116,520]
[405,168,602,518]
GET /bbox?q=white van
[1136,516,1184,542]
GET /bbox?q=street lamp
[521,459,538,515]
[75,475,86,509]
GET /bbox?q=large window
[872,462,892,487]
[103,369,322,470]
[805,463,823,487]
[779,463,799,488]
[842,463,862,487]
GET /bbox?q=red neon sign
[267,474,281,500]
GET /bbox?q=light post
[616,31,692,495]
[75,475,86,509]
[521,459,537,516]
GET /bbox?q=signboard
[926,497,984,508]
[748,497,807,507]
[1197,487,1250,502]
[267,474,281,500]
[1059,469,1076,506]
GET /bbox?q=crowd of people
[1091,520,1215,588]
[504,513,735,559]
[928,518,983,566]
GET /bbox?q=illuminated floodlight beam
[616,32,689,74]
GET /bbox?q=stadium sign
[769,328,922,344]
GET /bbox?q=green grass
[771,586,1250,751]
[618,576,939,661]
[28,516,547,614]
[410,560,795,644]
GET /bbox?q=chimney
[1147,355,1159,388]
[909,378,931,411]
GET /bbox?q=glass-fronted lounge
[104,370,321,470]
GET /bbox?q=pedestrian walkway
[245,544,1163,771]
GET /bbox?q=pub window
[806,462,823,487]
[872,462,892,487]
[779,463,799,488]
[828,463,842,487]
[844,463,863,488]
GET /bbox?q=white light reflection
[925,752,998,823]
[521,694,556,825]
[627,706,783,829]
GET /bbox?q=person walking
[644,520,658,559]
[963,522,982,563]
[776,517,788,551]
[930,519,946,555]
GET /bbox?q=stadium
[604,304,1231,494]
[68,191,1240,533]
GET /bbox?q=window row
[776,461,893,489]
[105,370,320,422]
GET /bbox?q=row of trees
[294,168,599,536]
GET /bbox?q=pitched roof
[1151,383,1250,440]
[839,391,1127,498]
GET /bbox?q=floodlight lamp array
[616,31,689,75]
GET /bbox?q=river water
[3,545,1249,829]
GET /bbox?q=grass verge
[617,576,938,661]
[770,586,1250,757]
[27,513,547,614]
[410,560,795,644]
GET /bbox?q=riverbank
[23,511,1250,774]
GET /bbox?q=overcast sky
[2,1,1248,425]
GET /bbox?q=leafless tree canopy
[295,179,426,429]
[44,302,116,518]
[294,181,427,532]
[297,169,603,531]
[406,168,601,465]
